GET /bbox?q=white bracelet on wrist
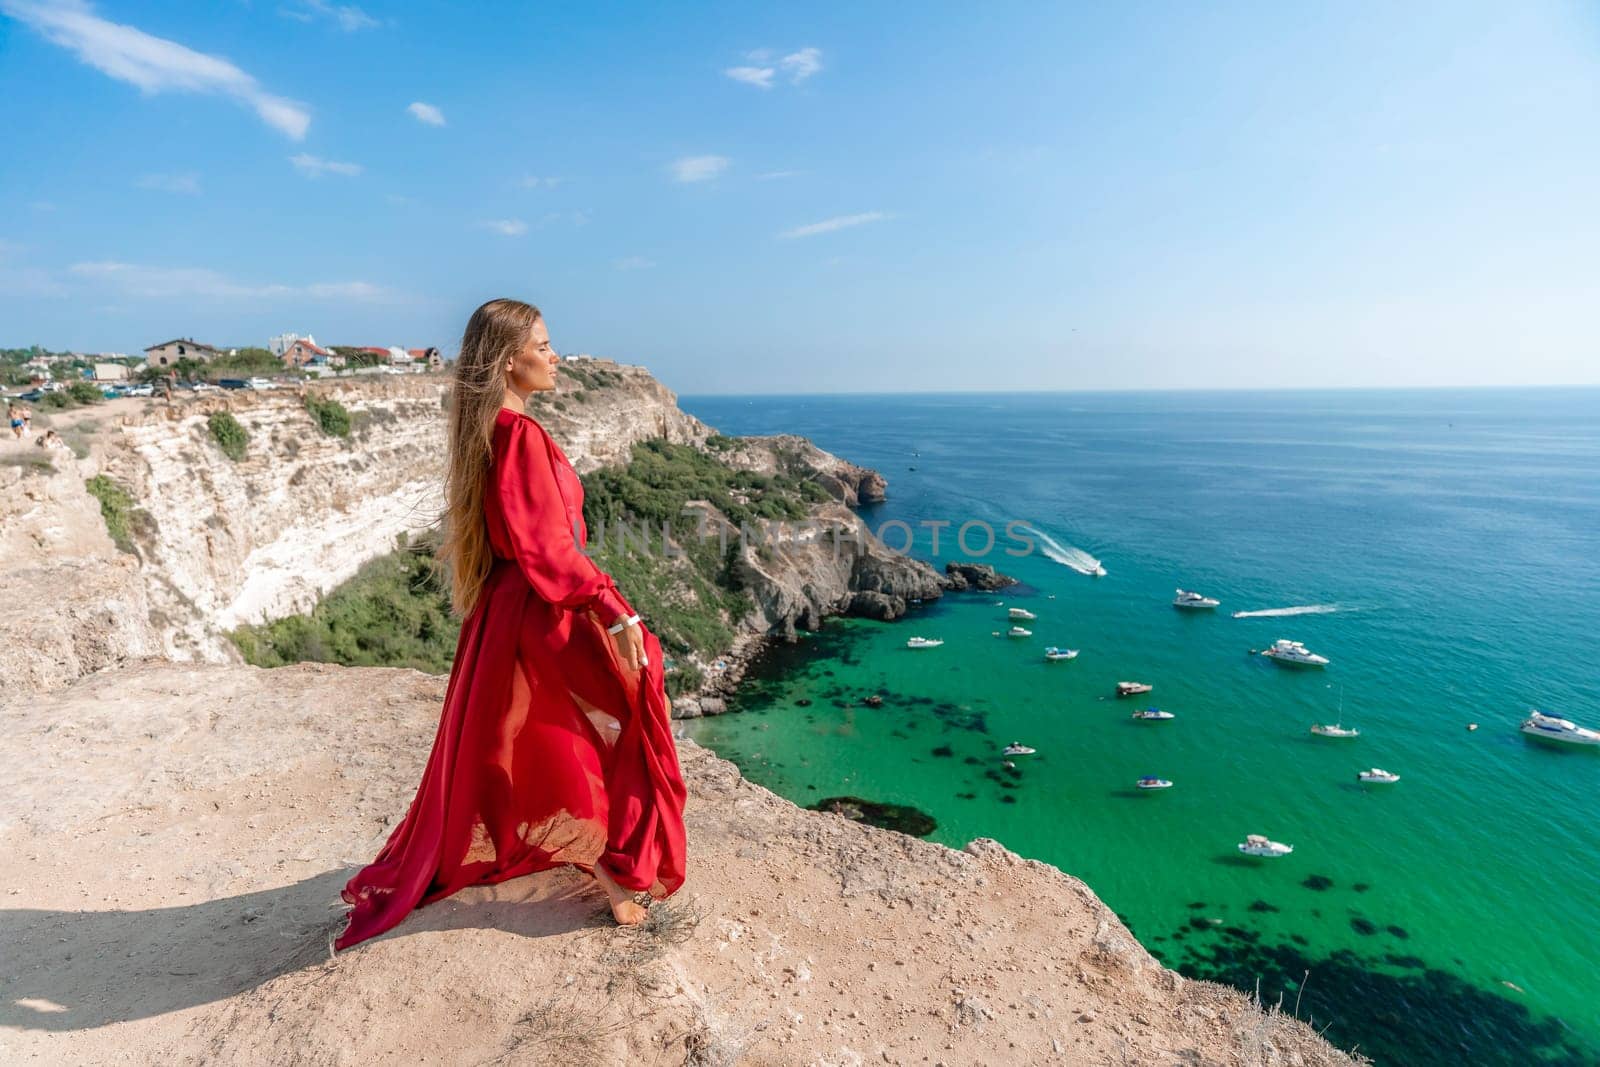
[606,613,641,635]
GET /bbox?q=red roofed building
[281,338,344,368]
[408,347,442,369]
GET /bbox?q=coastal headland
[0,367,1359,1064]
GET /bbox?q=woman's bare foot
[591,861,648,925]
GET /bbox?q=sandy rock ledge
[0,661,1361,1066]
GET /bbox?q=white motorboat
[1008,607,1037,620]
[1260,639,1329,668]
[1092,565,1107,577]
[1311,724,1360,738]
[1136,776,1173,790]
[1043,646,1079,661]
[1173,588,1220,610]
[905,636,944,649]
[1007,626,1032,638]
[1357,768,1400,784]
[1002,742,1036,756]
[1116,681,1153,697]
[1237,834,1294,857]
[1520,710,1600,746]
[1131,708,1175,721]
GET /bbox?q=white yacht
[1136,776,1173,790]
[1260,639,1329,668]
[1520,710,1600,746]
[1131,708,1175,721]
[1357,768,1400,784]
[905,636,944,649]
[1092,564,1107,577]
[1043,646,1079,661]
[1173,588,1220,610]
[1002,742,1036,756]
[1116,681,1153,697]
[1008,607,1037,620]
[1237,834,1294,857]
[1007,626,1032,638]
[1311,724,1360,738]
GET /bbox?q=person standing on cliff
[333,298,688,952]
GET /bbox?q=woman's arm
[497,418,633,626]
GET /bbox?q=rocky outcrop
[0,443,162,692]
[944,560,1021,591]
[0,660,1361,1066]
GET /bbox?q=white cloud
[279,0,377,31]
[136,172,200,194]
[614,256,655,271]
[781,47,822,84]
[670,155,729,183]
[290,153,361,177]
[757,169,799,180]
[1,0,311,139]
[778,211,887,239]
[407,101,445,126]
[480,219,527,236]
[518,174,562,189]
[68,261,388,300]
[724,65,774,89]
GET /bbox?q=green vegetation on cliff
[229,534,458,672]
[231,434,833,696]
[207,411,248,461]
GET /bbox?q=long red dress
[333,407,688,952]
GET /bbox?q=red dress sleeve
[496,416,632,625]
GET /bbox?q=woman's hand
[611,620,646,672]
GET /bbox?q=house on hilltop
[282,338,345,369]
[145,338,220,367]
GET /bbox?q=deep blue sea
[676,388,1600,1066]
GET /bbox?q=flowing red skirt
[333,557,688,951]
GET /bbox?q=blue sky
[2,1,1597,394]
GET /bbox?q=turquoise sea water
[675,389,1600,1066]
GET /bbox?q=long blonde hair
[439,297,541,616]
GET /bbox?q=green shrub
[207,411,248,461]
[305,395,351,437]
[85,474,136,553]
[67,381,103,404]
[229,536,459,672]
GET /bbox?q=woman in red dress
[333,298,688,952]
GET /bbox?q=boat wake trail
[1016,525,1105,576]
[1230,604,1341,619]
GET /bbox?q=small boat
[1002,760,1016,770]
[1092,565,1107,577]
[1520,710,1600,745]
[1043,646,1079,661]
[1357,768,1400,784]
[1131,708,1175,721]
[1116,681,1153,697]
[1173,588,1220,610]
[1002,742,1036,756]
[1007,626,1032,638]
[1260,639,1329,668]
[1136,776,1173,790]
[1008,607,1036,620]
[1237,834,1294,858]
[905,636,944,649]
[1311,724,1360,738]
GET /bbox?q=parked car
[18,389,44,401]
[245,376,277,390]
[191,381,220,393]
[124,383,155,397]
[217,378,249,390]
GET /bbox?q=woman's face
[505,316,559,395]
